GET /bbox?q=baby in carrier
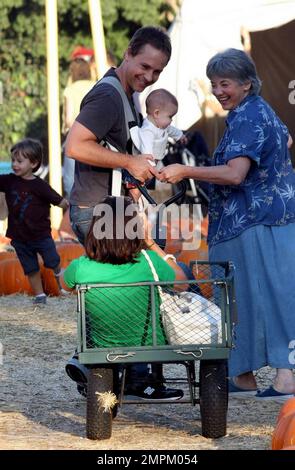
[123,88,187,201]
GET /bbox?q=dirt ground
[0,294,283,450]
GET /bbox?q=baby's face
[11,154,37,179]
[153,102,177,129]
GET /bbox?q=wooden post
[88,0,108,79]
[45,0,63,229]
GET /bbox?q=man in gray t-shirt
[64,27,185,402]
[66,26,172,243]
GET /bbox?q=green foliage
[0,0,175,161]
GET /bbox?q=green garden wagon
[75,260,236,440]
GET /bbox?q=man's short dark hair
[129,26,171,62]
[11,138,43,172]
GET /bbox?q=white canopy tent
[139,0,295,133]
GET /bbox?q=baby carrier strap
[95,75,140,195]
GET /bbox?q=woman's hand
[158,164,187,184]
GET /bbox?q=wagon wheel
[199,359,228,438]
[86,366,114,440]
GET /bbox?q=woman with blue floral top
[157,48,295,399]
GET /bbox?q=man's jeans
[70,205,94,245]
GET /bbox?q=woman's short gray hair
[206,48,262,95]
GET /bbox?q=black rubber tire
[86,367,113,440]
[199,359,228,438]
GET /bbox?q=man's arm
[65,121,155,182]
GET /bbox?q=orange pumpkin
[277,397,295,423]
[39,242,84,296]
[165,215,198,244]
[177,237,208,263]
[165,238,183,256]
[163,215,211,295]
[41,266,72,296]
[178,239,212,298]
[0,251,17,262]
[0,242,84,296]
[56,242,85,268]
[282,414,295,449]
[40,266,60,296]
[282,445,295,450]
[0,258,33,295]
[272,413,295,450]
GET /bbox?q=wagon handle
[135,181,187,249]
[136,180,187,207]
[106,352,136,362]
[174,349,203,358]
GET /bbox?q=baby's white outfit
[130,117,183,163]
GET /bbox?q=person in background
[70,45,97,81]
[65,26,172,244]
[62,57,96,197]
[0,138,68,304]
[157,48,295,399]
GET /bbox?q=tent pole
[88,0,108,79]
[45,0,63,229]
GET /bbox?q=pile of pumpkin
[0,242,84,296]
[272,397,295,450]
[0,214,209,297]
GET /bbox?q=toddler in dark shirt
[0,138,68,304]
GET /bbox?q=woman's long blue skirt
[209,223,295,377]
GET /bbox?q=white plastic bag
[141,249,222,345]
[160,290,222,345]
